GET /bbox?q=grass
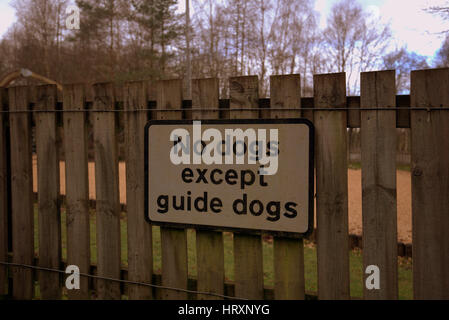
[32,207,413,300]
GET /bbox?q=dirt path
[347,169,412,244]
[32,158,412,244]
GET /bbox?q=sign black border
[144,118,314,239]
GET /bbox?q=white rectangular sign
[145,119,314,237]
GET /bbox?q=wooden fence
[0,69,448,300]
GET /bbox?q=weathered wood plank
[270,74,302,119]
[314,73,350,300]
[156,79,183,120]
[196,230,224,299]
[0,88,8,296]
[270,75,305,300]
[123,81,153,299]
[410,68,449,299]
[35,85,62,299]
[229,76,264,299]
[360,71,398,300]
[9,86,34,299]
[93,83,121,299]
[63,84,90,299]
[273,238,305,300]
[192,78,220,121]
[157,79,188,300]
[229,76,259,119]
[191,78,225,299]
[233,232,264,299]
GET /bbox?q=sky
[0,1,14,38]
[0,0,448,61]
[314,0,449,59]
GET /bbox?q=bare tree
[436,35,449,67]
[252,0,274,96]
[9,0,68,79]
[383,47,429,93]
[263,0,319,95]
[425,2,449,33]
[190,0,322,96]
[323,0,363,73]
[323,0,392,93]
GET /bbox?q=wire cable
[0,261,247,300]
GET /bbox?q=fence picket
[314,73,350,300]
[124,81,153,299]
[9,86,34,299]
[63,84,90,299]
[411,68,449,299]
[230,76,259,119]
[191,78,225,299]
[270,75,305,300]
[360,71,398,299]
[35,85,62,299]
[157,79,188,300]
[229,76,264,299]
[93,83,121,299]
[270,74,302,119]
[0,88,8,296]
[192,78,220,121]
